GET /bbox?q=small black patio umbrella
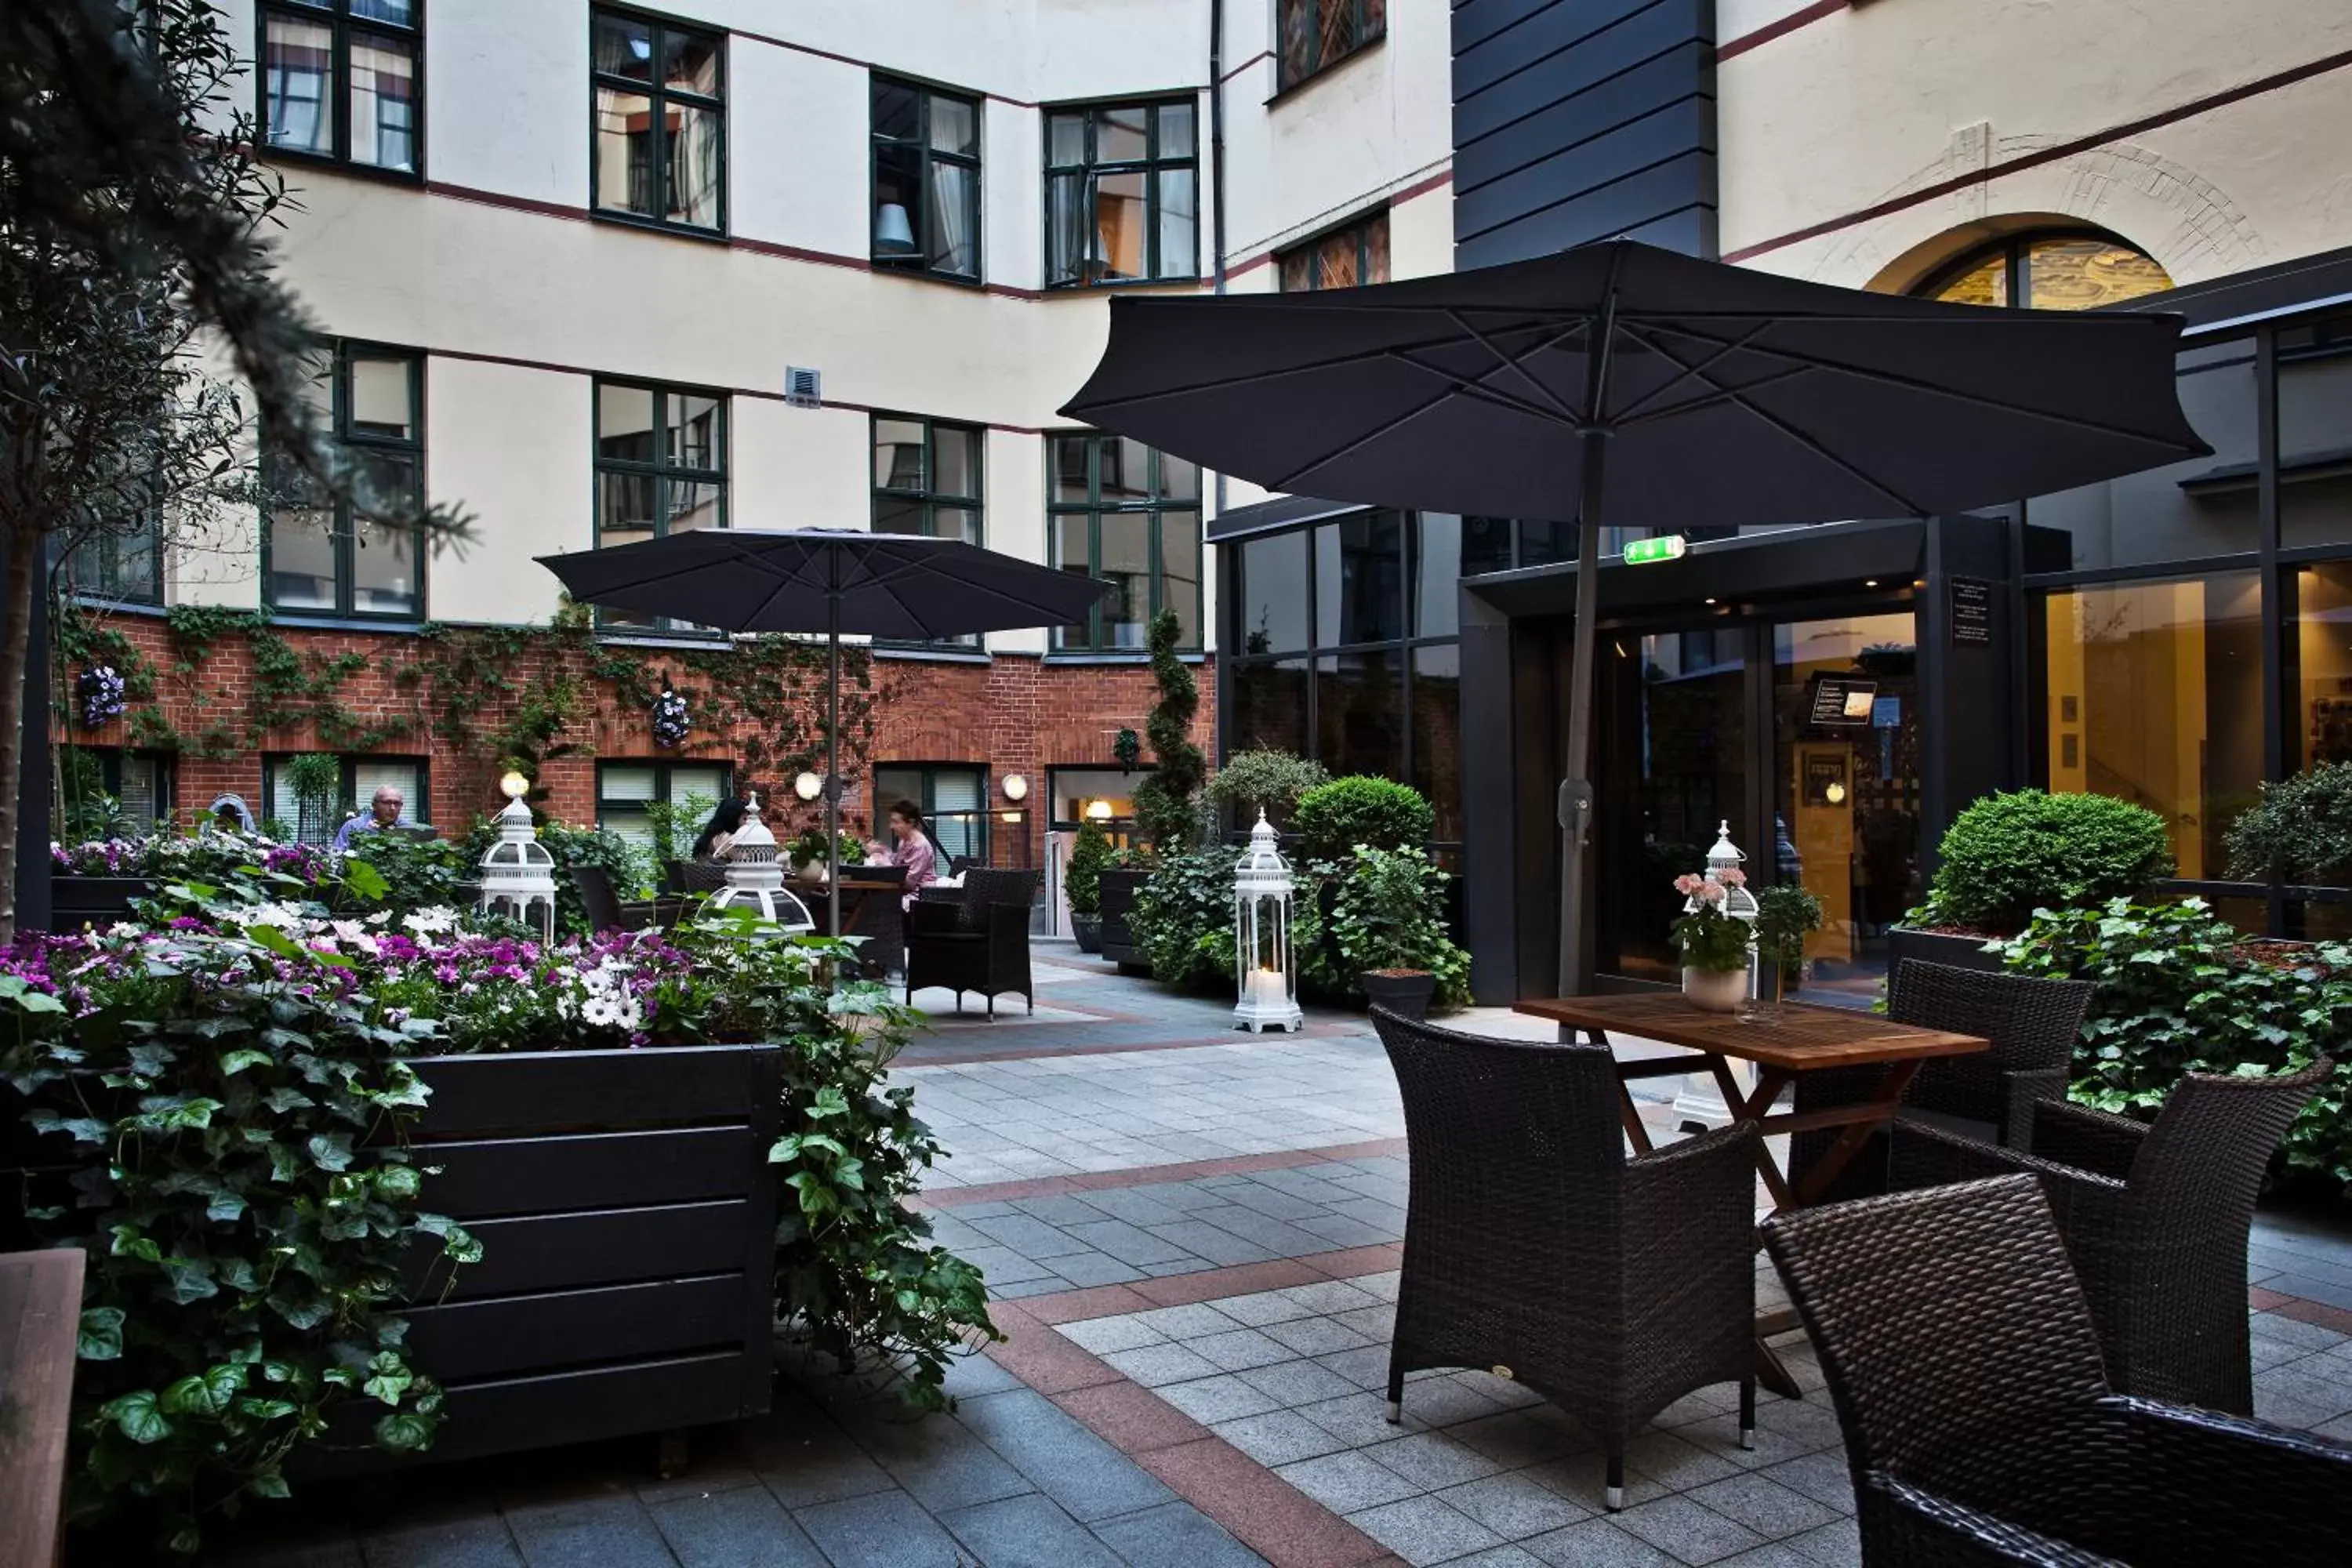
[1062,238,2210,994]
[538,529,1112,935]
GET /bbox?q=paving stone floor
[220,949,2352,1568]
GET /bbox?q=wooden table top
[1512,992,1987,1071]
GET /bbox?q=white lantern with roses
[1668,822,1758,1012]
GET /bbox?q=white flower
[105,922,139,938]
[402,907,459,936]
[245,902,309,930]
[365,910,392,927]
[583,996,619,1028]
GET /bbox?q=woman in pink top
[866,799,938,909]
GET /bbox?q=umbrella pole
[1557,433,1608,998]
[827,557,842,940]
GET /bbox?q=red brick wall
[65,619,1214,869]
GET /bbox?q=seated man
[332,785,415,851]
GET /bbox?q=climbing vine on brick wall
[49,596,891,808]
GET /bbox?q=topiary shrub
[1293,776,1435,862]
[1131,609,1206,854]
[2225,761,2352,884]
[1063,818,1112,916]
[1206,749,1328,829]
[1315,847,1471,1007]
[1922,789,2173,934]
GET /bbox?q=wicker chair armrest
[2027,1099,2147,1178]
[1890,1118,2129,1206]
[2091,1396,2352,1556]
[1998,1068,2071,1150]
[983,902,1032,953]
[1867,1475,2119,1567]
[1628,1121,1762,1229]
[908,901,961,937]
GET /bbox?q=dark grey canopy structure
[539,528,1112,934]
[1062,238,2210,994]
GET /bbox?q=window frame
[1278,208,1390,292]
[872,763,990,866]
[53,518,165,607]
[1046,432,1203,654]
[1912,227,2172,310]
[261,753,430,844]
[64,746,176,826]
[1276,0,1386,93]
[869,73,984,283]
[590,4,728,236]
[263,340,427,621]
[595,758,735,855]
[1041,97,1200,289]
[872,412,986,647]
[591,376,730,634]
[256,0,425,178]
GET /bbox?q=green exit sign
[1622,535,1688,564]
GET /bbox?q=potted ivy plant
[1063,816,1111,953]
[1670,869,1752,1011]
[1751,883,1824,1007]
[1331,846,1467,1022]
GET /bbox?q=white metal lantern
[1233,811,1303,1033]
[705,795,815,932]
[1674,821,1763,1129]
[1685,821,1760,922]
[477,790,557,942]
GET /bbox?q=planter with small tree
[1328,845,1467,1022]
[1894,789,2175,975]
[1063,818,1111,953]
[1752,884,1825,1007]
[1102,610,1203,972]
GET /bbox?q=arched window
[1914,231,2172,310]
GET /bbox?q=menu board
[1951,578,1992,646]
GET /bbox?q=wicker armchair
[1372,1010,1759,1511]
[570,864,677,932]
[906,868,1035,1018]
[1762,1174,2352,1566]
[1792,961,2093,1201]
[1890,1060,2329,1414]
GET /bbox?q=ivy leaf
[372,1163,421,1201]
[248,1472,293,1500]
[159,1363,245,1417]
[269,1294,333,1331]
[101,1390,172,1443]
[263,1085,316,1113]
[307,1131,354,1172]
[162,1259,221,1305]
[375,1409,436,1452]
[363,1352,416,1405]
[110,1224,162,1262]
[78,1307,126,1360]
[219,1048,274,1076]
[206,1190,248,1225]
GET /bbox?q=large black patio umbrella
[538,529,1112,935]
[1062,238,2209,995]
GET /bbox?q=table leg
[1755,1307,1806,1399]
[1789,1061,1923,1207]
[1588,1029,1659,1155]
[1731,1067,1797,1211]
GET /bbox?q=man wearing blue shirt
[333,785,414,851]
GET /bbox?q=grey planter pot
[49,874,153,929]
[1887,925,2009,977]
[1363,970,1436,1022]
[1070,913,1104,953]
[1098,869,1151,975]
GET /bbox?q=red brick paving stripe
[977,1305,1122,1396]
[1011,1243,1403,1323]
[912,1137,1410,1210]
[1016,1283,1159,1327]
[1047,1379,1213,1454]
[2269,1296,2352,1336]
[906,1019,1366,1069]
[1131,1257,1331,1308]
[1138,1436,1397,1568]
[2250,1285,2296,1311]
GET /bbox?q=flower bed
[1,896,992,1552]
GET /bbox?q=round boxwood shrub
[1926,789,2174,934]
[1294,776,1435,862]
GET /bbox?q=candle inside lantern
[1250,967,1285,1007]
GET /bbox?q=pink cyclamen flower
[1671,873,1704,896]
[1697,881,1726,905]
[1717,866,1747,888]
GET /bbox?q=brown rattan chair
[1372,1009,1759,1511]
[1889,1060,2330,1414]
[568,863,675,932]
[906,868,1036,1018]
[1791,960,2094,1201]
[1762,1174,2352,1566]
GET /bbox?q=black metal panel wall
[1453,0,1719,267]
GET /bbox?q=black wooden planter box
[49,876,153,930]
[307,1043,782,1474]
[1098,869,1150,975]
[1887,925,2008,977]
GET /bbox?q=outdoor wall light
[793,771,824,802]
[1002,774,1029,802]
[1086,800,1114,822]
[498,770,529,800]
[1825,780,1849,805]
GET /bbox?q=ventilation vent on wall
[785,366,822,408]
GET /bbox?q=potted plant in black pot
[1330,845,1468,1022]
[1893,789,2174,975]
[1063,815,1111,953]
[1752,883,1825,1007]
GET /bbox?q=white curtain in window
[352,760,423,823]
[930,162,974,277]
[931,768,984,863]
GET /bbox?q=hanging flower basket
[651,684,691,749]
[78,664,126,728]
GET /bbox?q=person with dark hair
[865,798,938,908]
[691,797,750,861]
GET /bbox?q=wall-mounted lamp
[1824,780,1848,806]
[1001,773,1029,802]
[499,770,530,800]
[1086,800,1114,822]
[793,771,824,802]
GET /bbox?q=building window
[1915,230,2172,310]
[872,76,981,280]
[54,519,163,606]
[873,415,984,646]
[597,760,732,858]
[594,379,728,630]
[266,343,424,619]
[1279,210,1388,292]
[60,747,174,837]
[1279,0,1385,91]
[592,7,724,233]
[1049,434,1201,652]
[263,754,427,844]
[1044,100,1197,288]
[874,764,986,867]
[260,1,422,173]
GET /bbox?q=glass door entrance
[1773,613,1922,1003]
